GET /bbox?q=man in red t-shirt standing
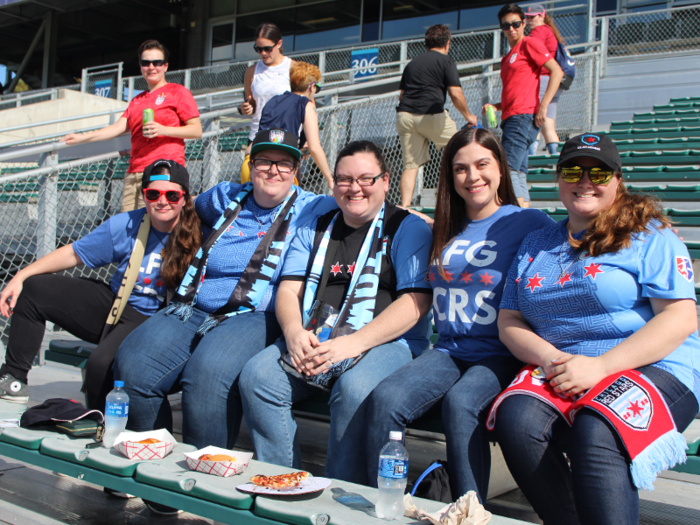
[482,4,563,207]
[63,40,201,212]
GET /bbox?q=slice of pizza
[250,471,310,489]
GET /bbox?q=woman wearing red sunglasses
[62,40,202,212]
[0,159,201,414]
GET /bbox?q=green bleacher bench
[528,166,700,183]
[45,339,96,369]
[2,410,521,525]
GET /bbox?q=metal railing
[76,3,588,104]
[0,50,600,337]
[0,85,81,112]
[598,4,700,71]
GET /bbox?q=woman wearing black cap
[491,133,700,524]
[0,160,200,412]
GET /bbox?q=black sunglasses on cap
[140,59,166,68]
[501,20,524,30]
[253,43,279,53]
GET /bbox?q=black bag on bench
[409,460,452,503]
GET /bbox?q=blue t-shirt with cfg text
[193,183,338,314]
[500,219,700,405]
[72,208,168,316]
[431,205,553,362]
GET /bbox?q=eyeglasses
[559,166,616,185]
[334,174,385,187]
[500,21,524,31]
[253,43,278,54]
[139,59,166,68]
[143,188,186,203]
[251,158,297,174]
[310,82,322,94]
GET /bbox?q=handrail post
[81,68,87,93]
[492,30,501,59]
[37,151,58,260]
[184,69,191,90]
[128,77,134,102]
[601,17,609,77]
[400,42,408,73]
[202,118,221,191]
[116,62,123,101]
[319,51,326,76]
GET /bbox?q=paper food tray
[113,429,176,460]
[184,446,254,477]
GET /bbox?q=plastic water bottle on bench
[102,380,129,448]
[376,431,409,521]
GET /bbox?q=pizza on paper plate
[249,471,310,489]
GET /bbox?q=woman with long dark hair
[0,160,201,411]
[63,40,202,212]
[239,23,295,182]
[494,133,700,524]
[525,4,566,155]
[364,128,552,501]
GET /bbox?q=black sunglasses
[311,82,322,94]
[253,43,279,54]
[140,59,166,68]
[501,20,524,31]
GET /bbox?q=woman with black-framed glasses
[62,40,202,212]
[0,160,201,413]
[239,23,296,182]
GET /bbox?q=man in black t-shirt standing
[396,24,478,207]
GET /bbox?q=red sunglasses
[143,188,185,203]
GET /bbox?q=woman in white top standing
[239,23,295,183]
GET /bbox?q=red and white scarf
[487,365,688,490]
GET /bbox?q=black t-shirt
[283,209,410,320]
[396,50,461,115]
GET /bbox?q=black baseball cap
[557,133,622,172]
[250,128,301,160]
[142,159,190,193]
[20,398,104,428]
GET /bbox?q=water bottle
[376,431,409,521]
[102,380,129,448]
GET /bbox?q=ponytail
[543,13,565,44]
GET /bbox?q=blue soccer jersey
[501,219,700,404]
[430,205,553,362]
[192,183,337,314]
[73,208,169,316]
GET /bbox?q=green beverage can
[142,109,154,136]
[486,106,497,129]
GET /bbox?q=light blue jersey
[501,219,700,404]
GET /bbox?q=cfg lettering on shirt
[442,240,497,267]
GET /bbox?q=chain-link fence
[603,4,700,58]
[0,85,81,112]
[0,50,599,337]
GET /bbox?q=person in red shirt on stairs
[63,40,202,212]
[482,4,563,208]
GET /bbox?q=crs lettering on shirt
[431,240,499,326]
[135,252,166,301]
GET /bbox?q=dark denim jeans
[113,307,281,449]
[500,113,540,202]
[495,365,699,525]
[365,349,523,501]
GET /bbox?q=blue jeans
[365,349,522,501]
[240,340,412,485]
[113,307,282,449]
[500,114,540,202]
[495,365,699,525]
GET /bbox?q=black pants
[1,274,148,410]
